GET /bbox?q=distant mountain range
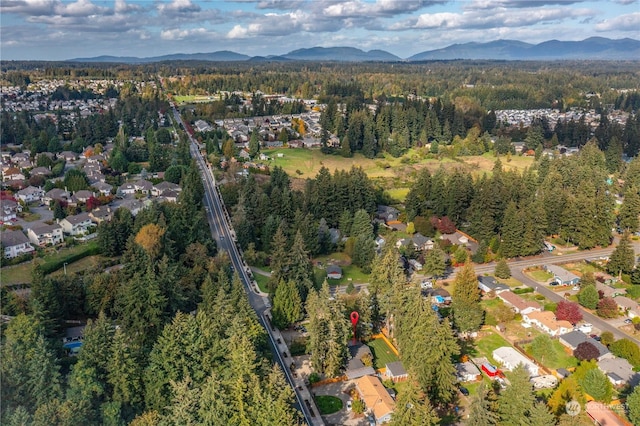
[68,37,640,63]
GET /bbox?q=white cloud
[595,12,640,31]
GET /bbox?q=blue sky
[1,0,638,60]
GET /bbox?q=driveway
[15,204,53,229]
[312,381,367,426]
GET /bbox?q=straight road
[172,106,322,426]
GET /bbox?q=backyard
[524,339,579,370]
[314,395,343,415]
[366,338,400,370]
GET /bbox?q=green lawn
[315,395,343,415]
[18,212,41,222]
[313,253,371,286]
[527,269,553,282]
[524,339,579,370]
[385,187,410,203]
[253,273,270,293]
[473,332,512,364]
[367,338,399,370]
[1,241,101,285]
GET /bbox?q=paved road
[171,106,322,426]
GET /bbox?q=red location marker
[350,311,359,326]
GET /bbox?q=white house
[151,181,181,197]
[117,183,136,195]
[613,296,640,319]
[44,188,70,205]
[2,199,21,221]
[456,361,481,382]
[492,347,539,377]
[27,223,64,246]
[498,291,541,315]
[91,181,113,196]
[1,230,35,259]
[60,212,93,236]
[16,186,45,204]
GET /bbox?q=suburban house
[477,276,510,294]
[424,288,451,306]
[157,190,180,203]
[376,205,399,223]
[151,181,182,197]
[30,166,52,177]
[2,199,21,221]
[27,223,64,246]
[522,311,573,336]
[117,183,136,195]
[326,265,343,280]
[558,331,612,361]
[596,282,626,299]
[70,190,94,204]
[346,343,376,380]
[456,361,481,382]
[355,375,396,424]
[411,233,434,251]
[134,179,153,194]
[585,401,627,426]
[492,347,539,377]
[498,291,541,315]
[3,167,25,182]
[597,357,640,387]
[384,361,408,382]
[60,212,93,236]
[44,188,70,205]
[118,199,146,216]
[16,186,45,204]
[544,265,580,286]
[91,181,113,196]
[408,259,423,271]
[58,151,78,162]
[1,230,35,259]
[612,296,639,319]
[89,207,113,224]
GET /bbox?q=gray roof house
[327,265,342,280]
[385,361,408,382]
[412,233,434,251]
[597,357,640,387]
[346,343,376,380]
[558,331,613,361]
[477,276,509,294]
[456,361,481,382]
[1,230,35,259]
[544,265,580,286]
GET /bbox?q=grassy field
[261,148,535,181]
[384,187,410,203]
[473,332,512,364]
[314,395,343,415]
[253,273,270,293]
[49,255,109,278]
[173,95,221,104]
[18,212,41,222]
[314,253,370,285]
[527,269,553,282]
[1,242,100,285]
[524,339,579,370]
[367,338,399,370]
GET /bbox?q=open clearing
[367,338,399,370]
[261,148,535,183]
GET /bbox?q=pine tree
[389,381,439,426]
[619,187,640,232]
[494,259,511,279]
[271,280,302,329]
[287,230,314,300]
[108,327,144,408]
[423,245,446,278]
[581,368,613,402]
[607,232,635,276]
[498,365,536,425]
[627,385,640,426]
[500,201,523,258]
[452,262,483,333]
[467,383,498,426]
[268,223,288,288]
[528,401,556,426]
[248,130,260,158]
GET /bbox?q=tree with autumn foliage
[134,224,166,260]
[596,297,618,318]
[555,300,583,324]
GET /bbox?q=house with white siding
[1,230,35,258]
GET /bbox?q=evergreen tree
[108,327,144,410]
[389,381,439,426]
[494,258,511,279]
[581,368,613,402]
[268,223,289,289]
[500,201,523,258]
[530,334,557,366]
[248,130,260,158]
[619,187,640,232]
[271,280,302,329]
[498,365,536,425]
[423,245,446,278]
[467,383,498,426]
[627,385,640,426]
[607,232,635,277]
[287,230,314,300]
[528,401,556,426]
[452,263,483,333]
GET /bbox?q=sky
[1,0,639,60]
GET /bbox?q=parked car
[624,318,632,324]
[459,386,470,396]
[347,400,352,412]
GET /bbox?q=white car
[578,323,592,333]
[346,400,352,412]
